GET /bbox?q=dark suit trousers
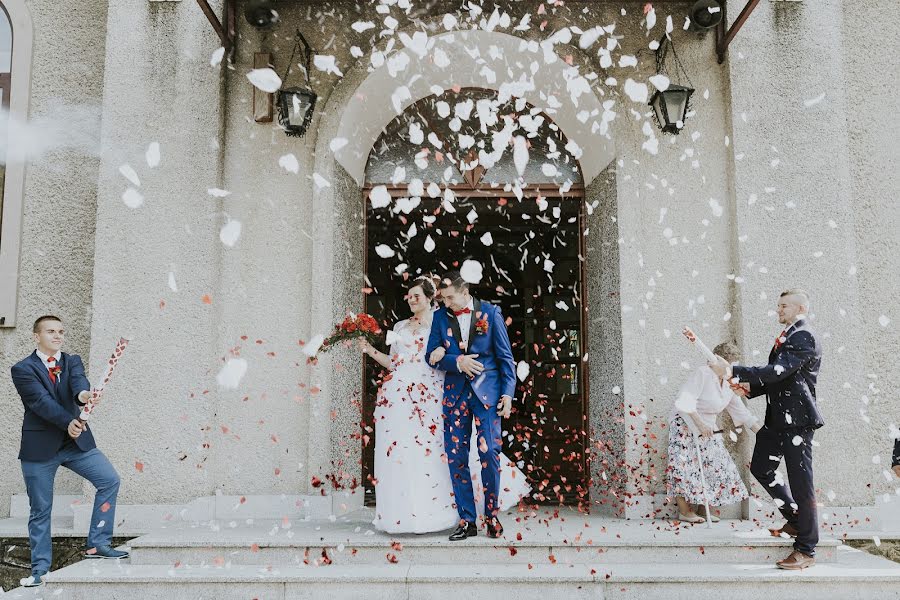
[750,426,819,556]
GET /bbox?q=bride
[360,276,530,534]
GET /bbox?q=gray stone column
[726,1,868,510]
[87,0,225,503]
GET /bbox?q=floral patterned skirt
[666,415,749,506]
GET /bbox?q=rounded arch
[331,28,615,187]
[0,0,35,327]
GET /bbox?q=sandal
[677,513,706,524]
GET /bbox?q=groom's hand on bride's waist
[456,354,484,377]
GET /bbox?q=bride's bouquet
[319,312,382,353]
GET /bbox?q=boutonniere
[49,366,62,378]
[475,316,489,335]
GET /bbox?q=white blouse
[672,365,759,430]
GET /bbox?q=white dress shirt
[673,365,759,430]
[35,348,62,372]
[456,298,474,348]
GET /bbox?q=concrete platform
[124,508,840,566]
[0,546,895,600]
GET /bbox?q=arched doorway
[361,88,590,508]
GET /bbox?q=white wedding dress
[372,318,531,534]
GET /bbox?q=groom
[427,271,516,540]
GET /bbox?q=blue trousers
[21,444,120,574]
[443,385,502,523]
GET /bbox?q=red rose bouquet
[320,313,382,352]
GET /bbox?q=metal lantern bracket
[280,29,313,89]
[197,0,236,58]
[656,35,694,91]
[715,0,763,64]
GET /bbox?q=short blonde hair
[780,288,810,308]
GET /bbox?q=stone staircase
[4,508,900,599]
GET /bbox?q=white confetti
[374,244,395,258]
[423,235,435,252]
[649,74,670,92]
[122,188,144,209]
[791,435,803,446]
[313,55,343,76]
[624,78,648,103]
[804,93,826,107]
[119,164,140,187]
[219,219,242,247]
[313,173,331,189]
[246,68,282,94]
[216,358,248,390]
[330,137,348,153]
[513,136,528,176]
[878,315,891,327]
[279,153,300,174]
[612,386,621,395]
[146,142,161,168]
[167,272,178,293]
[351,21,375,33]
[516,361,530,382]
[480,232,493,246]
[302,334,325,357]
[460,259,483,284]
[369,185,391,209]
[207,188,231,198]
[210,46,226,67]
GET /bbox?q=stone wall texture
[1,1,896,520]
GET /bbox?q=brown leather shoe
[769,522,799,538]
[776,550,815,570]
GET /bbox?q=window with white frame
[0,0,32,327]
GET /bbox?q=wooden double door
[362,189,589,508]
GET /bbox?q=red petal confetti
[201,294,212,304]
[134,461,144,473]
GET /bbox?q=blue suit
[427,299,516,522]
[11,351,120,575]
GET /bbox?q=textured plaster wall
[0,0,107,517]
[85,0,226,504]
[8,0,894,515]
[725,0,885,511]
[841,0,900,501]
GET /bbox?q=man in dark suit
[892,435,900,479]
[427,271,516,540]
[712,289,823,570]
[11,316,127,587]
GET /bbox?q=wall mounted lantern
[277,29,317,137]
[649,36,695,135]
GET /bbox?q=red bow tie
[453,307,472,317]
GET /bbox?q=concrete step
[28,546,900,600]
[125,518,840,566]
[10,494,84,519]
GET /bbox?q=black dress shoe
[485,517,503,539]
[449,521,477,541]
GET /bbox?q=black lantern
[649,36,695,135]
[277,30,317,137]
[650,85,694,134]
[278,87,317,137]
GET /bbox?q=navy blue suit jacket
[426,299,516,407]
[11,351,96,461]
[732,319,824,431]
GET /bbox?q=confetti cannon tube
[79,337,130,421]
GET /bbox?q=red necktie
[47,356,57,384]
[773,329,787,351]
[453,307,471,317]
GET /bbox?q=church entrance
[361,89,589,508]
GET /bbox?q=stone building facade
[0,0,897,528]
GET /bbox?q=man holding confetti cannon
[10,316,129,588]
